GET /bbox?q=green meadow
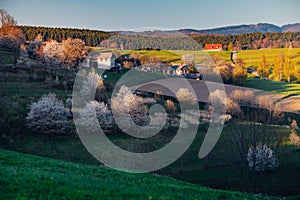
[120,48,300,68]
[2,149,291,200]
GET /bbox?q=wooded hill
[19,26,300,50]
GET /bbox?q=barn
[204,44,223,51]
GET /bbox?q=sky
[1,0,299,31]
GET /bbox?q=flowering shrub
[80,72,106,103]
[176,88,197,105]
[79,101,113,130]
[111,85,149,126]
[26,94,68,134]
[247,145,279,172]
[43,40,64,65]
[208,89,241,116]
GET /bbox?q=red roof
[204,44,223,50]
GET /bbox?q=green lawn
[207,48,300,68]
[245,77,300,96]
[121,48,300,68]
[0,149,282,200]
[122,49,182,63]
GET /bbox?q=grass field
[245,77,300,96]
[121,48,300,69]
[1,149,287,200]
[206,48,300,69]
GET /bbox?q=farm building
[175,64,189,75]
[82,52,116,69]
[204,44,223,51]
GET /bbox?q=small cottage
[83,52,116,69]
[175,64,189,75]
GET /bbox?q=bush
[208,89,241,116]
[0,35,22,54]
[0,98,24,134]
[247,144,279,172]
[111,85,149,126]
[230,89,255,106]
[176,88,197,105]
[26,94,69,134]
[289,130,300,146]
[80,72,107,103]
[79,101,113,130]
[43,40,64,66]
[165,99,177,114]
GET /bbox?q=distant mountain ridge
[178,23,300,35]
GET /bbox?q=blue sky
[1,0,299,31]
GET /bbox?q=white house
[83,52,116,69]
[175,64,189,75]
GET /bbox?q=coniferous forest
[20,26,300,50]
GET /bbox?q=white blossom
[79,101,113,130]
[176,88,197,105]
[43,40,64,65]
[26,94,68,134]
[247,145,279,172]
[111,85,149,126]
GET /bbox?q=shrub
[165,99,177,114]
[0,98,24,134]
[290,119,299,130]
[247,144,279,172]
[289,130,300,146]
[176,88,197,105]
[208,89,241,116]
[230,89,255,105]
[43,40,64,66]
[26,94,68,134]
[111,85,149,126]
[27,36,43,60]
[0,35,22,54]
[80,72,107,103]
[79,101,113,130]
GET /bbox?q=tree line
[257,54,300,82]
[19,26,111,47]
[19,26,300,50]
[192,32,300,50]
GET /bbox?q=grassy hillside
[207,48,300,68]
[120,48,300,69]
[245,78,300,96]
[0,149,284,200]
